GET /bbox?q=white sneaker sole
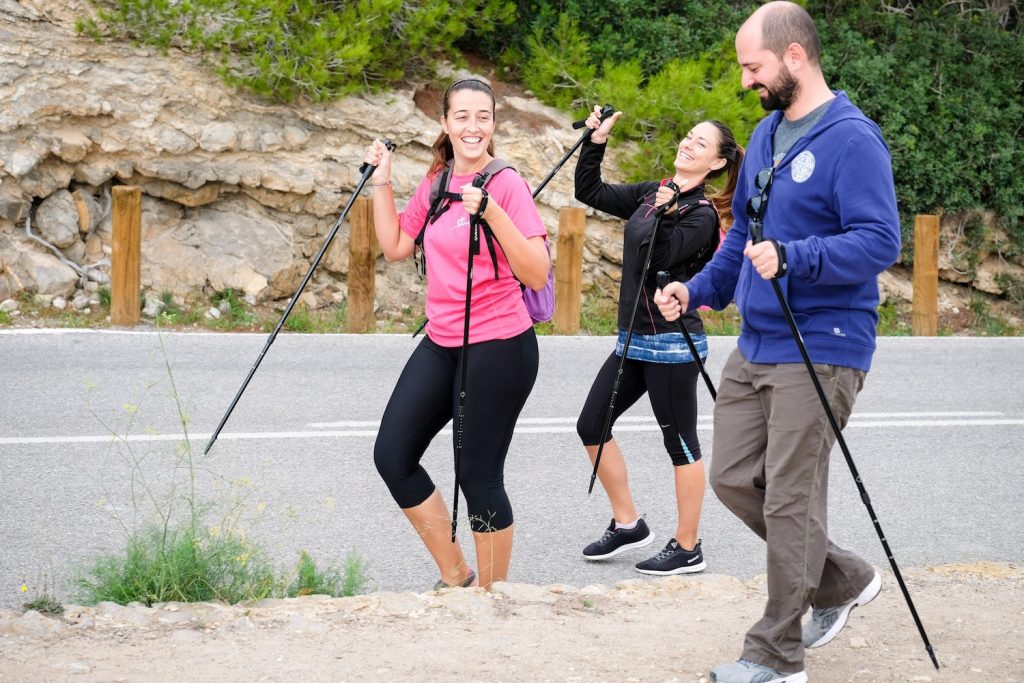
[710,667,807,682]
[582,532,655,560]
[807,570,882,649]
[634,559,707,576]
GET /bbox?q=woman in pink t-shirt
[363,78,549,591]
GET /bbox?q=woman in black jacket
[574,105,743,575]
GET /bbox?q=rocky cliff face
[0,0,632,320]
[0,1,1020,325]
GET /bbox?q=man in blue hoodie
[655,2,901,682]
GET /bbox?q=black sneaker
[634,538,706,575]
[582,517,654,560]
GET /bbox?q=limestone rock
[34,189,79,248]
[13,250,78,297]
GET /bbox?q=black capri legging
[577,352,702,466]
[374,328,538,533]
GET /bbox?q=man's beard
[757,66,799,111]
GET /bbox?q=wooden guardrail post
[912,214,940,336]
[554,207,586,334]
[345,196,376,332]
[110,185,141,326]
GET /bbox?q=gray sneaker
[709,659,807,683]
[803,569,882,648]
[432,568,476,591]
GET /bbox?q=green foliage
[475,0,749,78]
[876,300,912,336]
[81,0,515,102]
[23,593,64,615]
[0,310,11,325]
[286,550,367,598]
[522,13,596,110]
[812,0,1024,252]
[522,14,763,182]
[592,53,762,181]
[578,290,619,335]
[209,289,255,329]
[700,304,743,336]
[78,524,278,605]
[283,305,315,332]
[503,1,1023,260]
[77,338,371,606]
[968,293,1022,336]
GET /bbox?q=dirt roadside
[0,562,1020,682]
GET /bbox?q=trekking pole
[203,139,395,456]
[450,173,487,540]
[588,181,680,494]
[749,219,940,670]
[655,271,717,401]
[532,105,615,200]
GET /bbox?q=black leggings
[374,328,538,532]
[577,352,702,466]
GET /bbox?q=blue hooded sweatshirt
[686,92,901,372]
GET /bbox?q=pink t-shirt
[399,167,547,347]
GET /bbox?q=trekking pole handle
[572,104,616,130]
[359,138,395,174]
[655,179,680,216]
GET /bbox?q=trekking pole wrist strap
[768,239,788,278]
[475,188,489,218]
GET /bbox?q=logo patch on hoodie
[791,151,815,183]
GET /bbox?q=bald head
[742,1,821,66]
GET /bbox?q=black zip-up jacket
[574,139,719,335]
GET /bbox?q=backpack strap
[472,160,516,280]
[413,164,454,276]
[414,159,518,278]
[673,198,719,278]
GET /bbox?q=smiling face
[440,88,495,170]
[675,122,727,180]
[736,20,799,112]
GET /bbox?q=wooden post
[345,196,376,332]
[912,214,940,336]
[554,207,586,334]
[110,186,141,326]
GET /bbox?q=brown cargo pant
[710,348,876,672]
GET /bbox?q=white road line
[2,415,1021,446]
[306,411,1003,429]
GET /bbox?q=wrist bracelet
[370,179,392,187]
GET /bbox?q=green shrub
[474,0,749,79]
[522,14,763,182]
[78,524,278,605]
[80,0,515,102]
[502,1,1023,258]
[286,550,367,598]
[814,0,1024,254]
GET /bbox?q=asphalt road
[2,330,1022,607]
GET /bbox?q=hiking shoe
[582,517,654,560]
[803,569,882,648]
[432,568,476,591]
[709,659,807,683]
[635,538,707,575]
